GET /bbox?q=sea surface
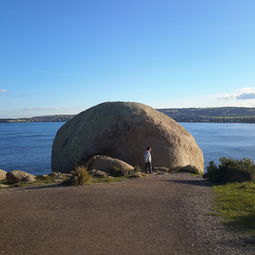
[0,122,255,175]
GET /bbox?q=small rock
[54,179,63,183]
[0,184,10,188]
[21,175,36,184]
[91,169,108,178]
[0,169,7,181]
[153,167,169,173]
[62,173,72,177]
[49,172,63,178]
[6,170,36,184]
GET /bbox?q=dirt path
[0,173,253,255]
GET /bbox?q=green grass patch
[0,175,66,188]
[213,182,255,237]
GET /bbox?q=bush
[67,166,91,186]
[203,158,255,184]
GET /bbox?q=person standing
[144,146,152,174]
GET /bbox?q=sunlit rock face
[51,102,204,173]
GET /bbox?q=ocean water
[0,122,255,175]
[0,122,63,175]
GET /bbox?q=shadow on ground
[223,213,255,241]
[24,184,66,190]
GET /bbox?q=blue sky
[0,0,255,117]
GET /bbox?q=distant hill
[159,107,255,123]
[0,115,75,123]
[1,107,255,123]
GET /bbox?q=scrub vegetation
[214,182,255,238]
[204,157,255,238]
[204,157,255,184]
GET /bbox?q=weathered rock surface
[6,170,36,184]
[90,169,108,178]
[86,155,134,176]
[0,169,7,181]
[153,167,170,173]
[52,102,204,173]
[175,165,201,174]
[49,172,64,178]
[21,175,36,184]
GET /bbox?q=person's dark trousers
[145,162,152,174]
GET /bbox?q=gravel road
[0,173,254,255]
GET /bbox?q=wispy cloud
[23,107,60,111]
[217,94,237,100]
[0,89,7,93]
[217,88,255,100]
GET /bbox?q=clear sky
[0,0,255,118]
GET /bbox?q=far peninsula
[1,107,255,123]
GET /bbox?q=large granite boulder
[52,102,204,173]
[0,169,7,181]
[6,170,36,184]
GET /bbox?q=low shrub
[67,166,91,186]
[203,157,255,184]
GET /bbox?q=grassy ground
[0,175,63,188]
[0,174,140,188]
[213,182,255,238]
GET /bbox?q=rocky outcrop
[0,169,7,181]
[6,170,36,184]
[52,102,204,173]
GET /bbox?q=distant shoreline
[1,106,255,124]
[1,120,255,124]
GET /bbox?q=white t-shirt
[144,151,152,163]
